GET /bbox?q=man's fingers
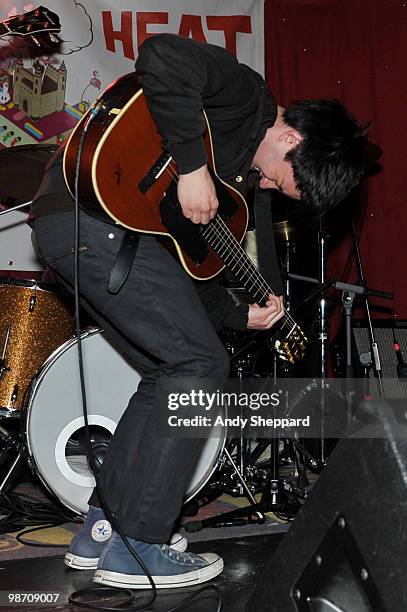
[191,211,203,224]
[247,295,285,330]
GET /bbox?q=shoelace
[161,544,199,565]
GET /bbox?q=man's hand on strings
[247,295,284,330]
[178,165,218,225]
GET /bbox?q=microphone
[392,331,407,380]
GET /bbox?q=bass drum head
[25,329,225,515]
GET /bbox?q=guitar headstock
[275,324,308,364]
[1,6,61,49]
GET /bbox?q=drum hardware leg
[0,449,23,492]
[279,439,296,466]
[291,440,309,490]
[223,447,258,506]
[292,440,323,473]
[0,425,17,469]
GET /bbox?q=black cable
[0,490,81,538]
[167,585,222,612]
[16,522,69,547]
[69,587,135,611]
[70,585,222,612]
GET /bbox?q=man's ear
[279,129,302,147]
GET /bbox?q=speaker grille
[353,324,407,399]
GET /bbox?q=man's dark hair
[283,99,369,213]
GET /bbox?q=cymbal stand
[317,226,328,464]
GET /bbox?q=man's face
[252,125,302,200]
[255,157,301,200]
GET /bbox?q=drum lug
[10,384,18,404]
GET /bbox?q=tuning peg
[49,34,60,43]
[31,36,41,47]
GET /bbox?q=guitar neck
[201,216,295,334]
[0,7,61,41]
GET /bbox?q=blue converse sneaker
[65,506,187,570]
[93,532,223,589]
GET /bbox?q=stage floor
[0,532,283,611]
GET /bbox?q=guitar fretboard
[201,216,295,335]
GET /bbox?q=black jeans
[32,210,229,543]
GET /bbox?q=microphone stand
[351,219,385,398]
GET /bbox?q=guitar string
[164,161,300,333]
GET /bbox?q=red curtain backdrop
[264,0,407,320]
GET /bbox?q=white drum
[25,328,226,515]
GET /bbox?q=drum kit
[0,145,312,527]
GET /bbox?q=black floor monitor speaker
[246,400,407,612]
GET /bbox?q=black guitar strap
[107,231,140,294]
[253,186,284,297]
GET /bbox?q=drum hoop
[183,430,227,504]
[0,276,59,293]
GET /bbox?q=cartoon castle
[12,59,67,120]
